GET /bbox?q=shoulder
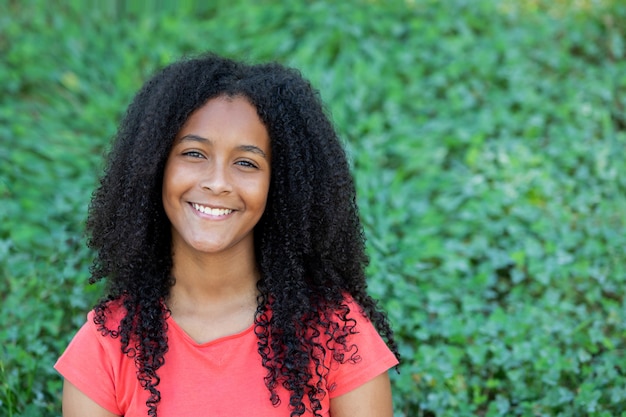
[90,298,128,331]
[63,299,128,356]
[325,294,373,330]
[55,300,136,416]
[317,294,387,359]
[321,294,398,397]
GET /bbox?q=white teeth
[192,203,233,216]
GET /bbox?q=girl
[55,53,399,417]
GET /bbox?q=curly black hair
[86,53,399,416]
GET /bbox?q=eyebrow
[179,134,268,159]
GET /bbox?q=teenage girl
[56,53,399,417]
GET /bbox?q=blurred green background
[2,0,626,416]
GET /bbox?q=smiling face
[162,95,271,259]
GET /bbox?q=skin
[62,95,394,416]
[162,95,271,344]
[62,380,118,417]
[162,95,271,262]
[330,372,394,417]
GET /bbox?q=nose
[200,162,232,194]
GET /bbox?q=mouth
[191,203,234,216]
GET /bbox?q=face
[162,96,271,258]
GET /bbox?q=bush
[1,1,625,416]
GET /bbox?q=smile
[191,203,233,216]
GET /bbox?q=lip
[189,202,235,218]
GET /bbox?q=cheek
[161,165,185,213]
[245,183,270,220]
[161,170,174,206]
[257,179,271,210]
[163,162,192,195]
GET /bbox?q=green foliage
[1,0,625,416]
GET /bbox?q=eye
[182,150,205,159]
[235,160,259,169]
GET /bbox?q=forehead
[176,96,270,149]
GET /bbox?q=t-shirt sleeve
[54,311,123,415]
[326,300,399,398]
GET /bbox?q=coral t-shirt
[55,299,398,416]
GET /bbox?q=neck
[166,242,260,344]
[167,241,260,314]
